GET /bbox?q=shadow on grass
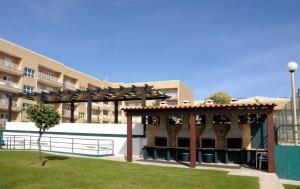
[45,155,70,161]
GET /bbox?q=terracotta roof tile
[122,103,276,111]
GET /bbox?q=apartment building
[0,39,193,127]
[113,81,193,123]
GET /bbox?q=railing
[102,104,110,110]
[64,81,77,90]
[0,119,8,123]
[38,72,62,83]
[62,110,79,117]
[0,99,19,108]
[276,125,300,145]
[35,88,50,93]
[2,135,114,156]
[0,59,22,71]
[0,79,21,89]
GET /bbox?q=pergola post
[141,91,146,134]
[267,113,275,173]
[7,95,12,122]
[70,101,75,123]
[40,92,45,104]
[189,114,196,168]
[114,101,119,124]
[127,113,133,162]
[87,93,92,123]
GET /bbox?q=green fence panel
[0,129,3,141]
[275,145,300,181]
[251,122,268,148]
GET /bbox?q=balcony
[102,114,110,121]
[0,79,22,93]
[37,72,63,88]
[61,110,79,119]
[102,104,110,110]
[35,88,51,93]
[64,81,77,91]
[92,103,100,110]
[0,99,21,112]
[92,115,100,122]
[0,59,23,76]
[0,118,8,124]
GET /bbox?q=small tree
[207,92,232,104]
[26,104,60,166]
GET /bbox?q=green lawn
[0,151,259,189]
[284,184,300,189]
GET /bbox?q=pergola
[123,103,276,173]
[7,84,168,123]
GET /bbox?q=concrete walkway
[102,156,284,189]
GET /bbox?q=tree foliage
[26,103,60,166]
[207,92,232,104]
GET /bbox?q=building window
[23,85,34,93]
[0,113,7,119]
[79,112,85,119]
[24,68,35,78]
[22,103,32,112]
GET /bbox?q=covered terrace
[123,103,276,173]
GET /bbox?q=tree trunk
[37,128,44,166]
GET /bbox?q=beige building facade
[0,39,193,127]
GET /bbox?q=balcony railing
[38,72,62,83]
[62,110,79,117]
[0,59,22,71]
[35,88,50,93]
[0,99,19,108]
[0,118,8,123]
[64,81,77,90]
[0,79,21,89]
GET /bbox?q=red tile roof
[122,103,276,111]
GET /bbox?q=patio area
[123,103,276,173]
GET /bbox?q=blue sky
[1,0,300,99]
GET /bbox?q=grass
[284,184,300,189]
[0,151,259,189]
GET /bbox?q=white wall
[4,122,146,157]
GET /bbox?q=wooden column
[127,114,133,162]
[267,113,275,173]
[141,92,146,134]
[70,101,75,123]
[7,95,12,122]
[87,93,92,123]
[114,101,119,124]
[189,114,196,168]
[39,92,45,104]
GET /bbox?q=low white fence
[3,135,114,156]
[3,122,146,157]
